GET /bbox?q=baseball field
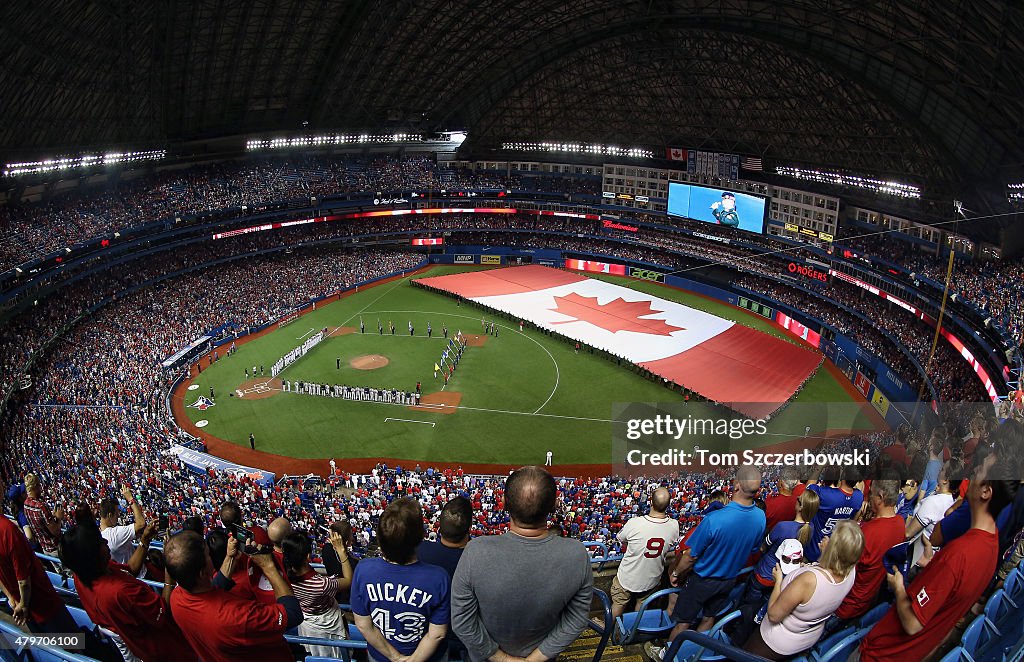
[175,265,882,472]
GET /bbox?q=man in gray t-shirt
[452,466,593,661]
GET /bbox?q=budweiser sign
[602,219,639,233]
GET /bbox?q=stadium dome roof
[1,1,1022,192]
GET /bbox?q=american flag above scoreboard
[741,155,764,171]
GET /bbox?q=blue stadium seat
[613,587,681,645]
[857,603,890,629]
[815,628,869,662]
[960,614,999,662]
[45,571,64,589]
[671,609,742,662]
[67,606,95,632]
[937,646,971,662]
[347,622,365,641]
[1002,568,1024,609]
[793,625,858,662]
[984,589,1011,635]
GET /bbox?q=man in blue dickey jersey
[352,498,450,662]
[804,466,864,561]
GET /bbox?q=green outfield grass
[181,265,879,465]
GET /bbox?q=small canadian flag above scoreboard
[411,237,444,246]
[666,147,687,161]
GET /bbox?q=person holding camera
[164,530,303,662]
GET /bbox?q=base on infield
[409,391,462,414]
[350,354,390,370]
[236,378,282,399]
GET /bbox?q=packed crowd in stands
[2,413,1023,661]
[0,156,601,272]
[0,214,1023,658]
[733,274,990,403]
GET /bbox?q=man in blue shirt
[418,497,473,657]
[352,498,450,662]
[805,466,864,561]
[646,466,764,660]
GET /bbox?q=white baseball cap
[776,539,805,576]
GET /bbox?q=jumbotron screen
[667,183,767,234]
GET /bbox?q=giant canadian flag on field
[416,265,821,418]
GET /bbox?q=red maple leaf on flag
[549,293,684,336]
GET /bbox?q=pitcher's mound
[236,378,282,400]
[465,334,487,347]
[350,354,389,370]
[410,391,462,415]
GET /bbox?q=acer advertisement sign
[786,261,829,284]
[411,237,443,246]
[775,312,822,348]
[565,259,626,275]
[628,266,666,283]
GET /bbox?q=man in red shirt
[0,515,76,634]
[60,521,198,660]
[831,479,905,627]
[165,530,303,662]
[764,467,801,531]
[859,460,1013,661]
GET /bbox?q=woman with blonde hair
[733,489,821,646]
[744,519,864,660]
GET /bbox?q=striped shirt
[291,569,343,616]
[23,497,59,554]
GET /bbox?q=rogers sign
[787,262,829,283]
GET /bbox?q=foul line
[385,417,436,427]
[295,328,315,340]
[371,309,560,415]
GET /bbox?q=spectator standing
[0,515,77,634]
[98,485,147,567]
[831,479,906,626]
[646,466,765,660]
[282,530,353,657]
[611,487,679,618]
[60,521,197,661]
[804,467,863,561]
[764,467,803,531]
[352,498,450,662]
[22,473,63,556]
[165,531,303,662]
[453,466,593,661]
[417,496,474,656]
[858,461,1013,661]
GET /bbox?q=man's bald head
[164,531,210,592]
[505,466,556,528]
[268,517,292,547]
[650,488,670,514]
[734,465,762,498]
